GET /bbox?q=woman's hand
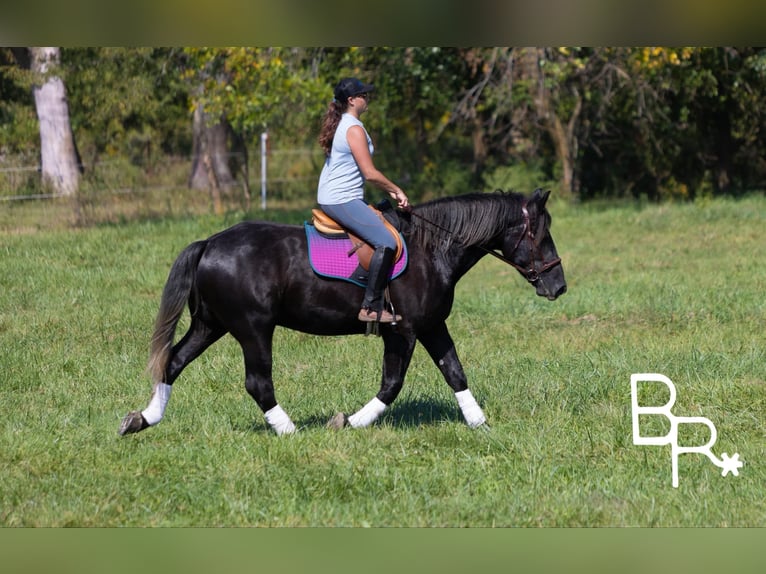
[392,189,411,211]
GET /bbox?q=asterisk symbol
[720,452,743,477]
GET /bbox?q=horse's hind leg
[239,328,296,435]
[119,315,225,435]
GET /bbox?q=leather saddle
[311,204,404,271]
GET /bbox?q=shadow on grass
[232,398,462,433]
[297,398,462,431]
[384,398,462,427]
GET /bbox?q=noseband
[485,202,562,283]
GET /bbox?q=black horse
[119,188,566,436]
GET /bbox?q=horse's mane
[410,190,525,252]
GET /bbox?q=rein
[408,202,561,283]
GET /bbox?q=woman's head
[333,77,374,104]
[319,77,375,155]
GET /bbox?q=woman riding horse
[119,188,566,437]
[317,77,411,324]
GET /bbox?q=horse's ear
[532,188,551,207]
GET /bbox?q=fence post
[260,131,268,210]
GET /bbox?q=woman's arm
[347,125,410,210]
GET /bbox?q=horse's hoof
[119,411,149,435]
[326,412,348,430]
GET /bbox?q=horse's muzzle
[549,284,567,300]
[535,266,567,300]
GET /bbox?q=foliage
[483,161,557,195]
[182,47,328,141]
[0,48,44,159]
[3,47,766,203]
[61,48,192,166]
[575,47,766,200]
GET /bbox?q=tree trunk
[203,153,223,216]
[546,109,577,196]
[471,116,487,182]
[189,103,237,191]
[523,48,577,197]
[30,47,80,197]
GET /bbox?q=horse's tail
[147,240,208,383]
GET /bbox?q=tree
[62,47,192,167]
[664,47,766,195]
[188,97,240,192]
[433,47,587,196]
[179,48,334,210]
[522,47,581,198]
[28,47,80,196]
[352,47,469,195]
[0,49,39,161]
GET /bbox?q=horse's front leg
[329,331,416,429]
[417,321,487,428]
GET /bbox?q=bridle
[409,201,562,284]
[498,203,562,283]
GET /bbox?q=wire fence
[0,146,325,207]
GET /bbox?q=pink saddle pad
[304,223,408,287]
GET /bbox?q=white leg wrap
[264,404,297,435]
[347,397,387,428]
[455,389,486,428]
[141,382,172,426]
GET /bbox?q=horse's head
[502,189,567,301]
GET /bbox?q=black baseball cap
[334,77,374,101]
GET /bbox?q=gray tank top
[317,113,374,205]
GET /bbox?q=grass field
[1,193,764,526]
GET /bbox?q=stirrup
[358,308,401,323]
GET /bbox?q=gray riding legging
[319,198,397,251]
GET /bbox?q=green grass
[1,194,764,526]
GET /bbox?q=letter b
[631,373,677,446]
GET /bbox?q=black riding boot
[358,246,401,323]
